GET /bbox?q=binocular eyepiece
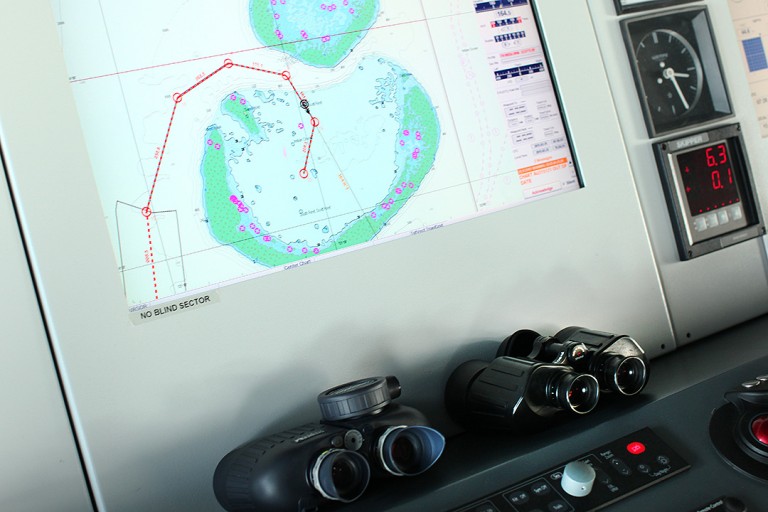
[310,448,370,502]
[213,376,445,511]
[446,326,649,431]
[316,376,445,479]
[377,425,445,476]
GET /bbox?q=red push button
[626,441,646,455]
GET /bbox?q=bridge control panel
[340,317,768,512]
[454,428,690,512]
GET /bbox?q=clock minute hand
[663,67,690,110]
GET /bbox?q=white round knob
[561,460,595,497]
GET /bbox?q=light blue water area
[199,55,440,267]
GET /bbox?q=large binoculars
[213,376,445,511]
[446,326,649,430]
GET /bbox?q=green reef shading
[222,92,266,141]
[250,0,379,68]
[201,129,306,266]
[199,58,440,268]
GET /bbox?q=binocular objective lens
[552,371,600,414]
[607,356,647,396]
[311,449,370,503]
[377,426,446,476]
[566,374,600,413]
[568,377,593,409]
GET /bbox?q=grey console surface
[343,314,768,512]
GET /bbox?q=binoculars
[446,326,649,430]
[213,376,445,511]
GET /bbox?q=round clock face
[635,29,704,121]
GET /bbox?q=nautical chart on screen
[51,0,580,307]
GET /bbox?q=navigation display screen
[51,0,581,307]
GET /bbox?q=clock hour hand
[663,67,690,110]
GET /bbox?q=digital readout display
[676,141,741,216]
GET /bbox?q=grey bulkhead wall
[2,1,753,510]
[586,0,768,343]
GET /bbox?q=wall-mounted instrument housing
[654,124,765,260]
[622,7,732,137]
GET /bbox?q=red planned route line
[145,218,158,299]
[301,114,321,174]
[143,58,314,215]
[139,57,317,300]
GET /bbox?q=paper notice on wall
[729,0,768,138]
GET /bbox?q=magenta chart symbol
[134,59,319,301]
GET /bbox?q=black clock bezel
[614,0,699,16]
[654,124,765,260]
[622,7,733,137]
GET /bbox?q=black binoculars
[214,376,445,511]
[446,327,649,431]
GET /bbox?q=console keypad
[454,428,689,512]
